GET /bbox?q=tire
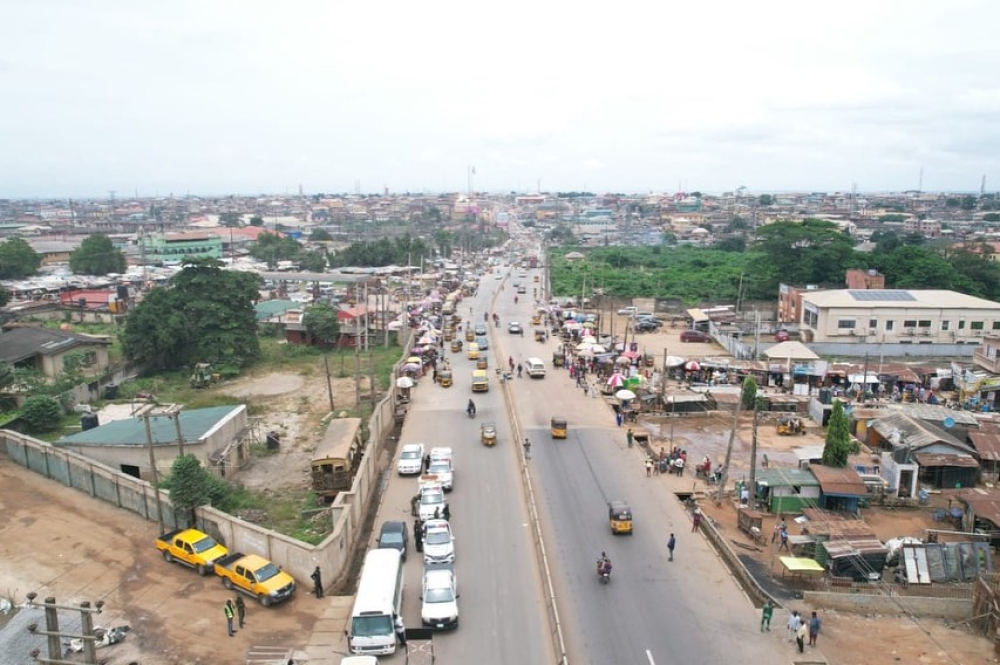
[162,550,173,564]
[260,595,273,607]
[222,577,233,590]
[197,564,210,576]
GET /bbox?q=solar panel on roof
[848,290,916,302]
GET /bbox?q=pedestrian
[796,619,808,653]
[645,457,654,477]
[235,595,246,629]
[442,503,451,521]
[523,437,531,459]
[779,526,789,551]
[626,428,634,448]
[667,533,676,561]
[394,613,407,647]
[615,411,623,427]
[786,610,801,643]
[772,518,785,544]
[760,600,773,632]
[414,519,424,552]
[808,611,821,647]
[691,508,702,532]
[410,493,420,517]
[224,599,236,637]
[740,485,750,505]
[311,566,324,598]
[517,363,523,378]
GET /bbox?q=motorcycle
[467,402,477,419]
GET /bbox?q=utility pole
[323,354,335,412]
[142,413,165,533]
[25,593,105,665]
[715,392,744,506]
[749,394,760,508]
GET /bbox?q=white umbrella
[580,335,597,344]
[576,342,594,351]
[665,355,685,367]
[396,376,415,388]
[615,389,637,400]
[615,356,631,365]
[590,344,607,354]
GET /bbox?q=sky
[3,0,1000,198]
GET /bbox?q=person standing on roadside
[667,533,676,561]
[760,600,773,632]
[523,438,531,459]
[626,428,634,448]
[796,619,808,653]
[808,611,821,647]
[224,599,236,637]
[786,610,801,643]
[235,595,246,629]
[311,566,324,598]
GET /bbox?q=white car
[427,447,454,491]
[494,272,502,279]
[421,564,459,629]
[617,306,638,316]
[419,485,448,521]
[397,443,425,476]
[422,519,455,564]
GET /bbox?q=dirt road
[0,455,326,664]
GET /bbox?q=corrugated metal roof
[912,453,979,468]
[0,326,111,364]
[755,467,820,487]
[823,537,888,557]
[970,429,1000,462]
[869,412,968,451]
[957,489,1000,526]
[808,464,868,496]
[57,405,243,447]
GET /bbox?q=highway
[376,253,787,664]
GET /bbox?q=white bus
[348,549,404,655]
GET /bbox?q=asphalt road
[494,265,788,665]
[377,265,553,664]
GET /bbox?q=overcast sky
[3,0,1000,198]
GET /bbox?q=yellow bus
[311,417,363,502]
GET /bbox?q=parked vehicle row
[155,528,297,606]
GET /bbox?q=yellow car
[467,343,480,360]
[471,369,489,392]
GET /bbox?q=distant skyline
[3,1,1000,198]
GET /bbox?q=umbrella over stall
[396,376,415,389]
[615,389,637,401]
[606,373,625,388]
[684,361,701,371]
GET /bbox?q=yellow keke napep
[467,342,480,360]
[438,368,453,388]
[550,416,567,439]
[608,500,633,535]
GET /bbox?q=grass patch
[230,487,331,545]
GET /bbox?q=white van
[525,357,546,378]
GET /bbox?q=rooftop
[57,405,243,447]
[803,289,1000,310]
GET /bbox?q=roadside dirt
[0,454,326,665]
[217,366,368,493]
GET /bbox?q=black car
[634,320,660,333]
[475,335,489,350]
[377,520,409,561]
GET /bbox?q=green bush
[20,395,64,433]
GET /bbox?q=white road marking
[646,649,656,665]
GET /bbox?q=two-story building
[141,231,223,264]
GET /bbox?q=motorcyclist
[467,399,476,417]
[517,363,523,378]
[597,552,612,577]
[514,295,519,304]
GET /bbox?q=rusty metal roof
[808,464,868,496]
[912,452,980,468]
[956,489,1000,527]
[969,429,1000,463]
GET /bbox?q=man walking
[778,525,790,552]
[523,438,531,460]
[808,611,821,647]
[224,599,236,637]
[626,428,634,448]
[691,508,702,532]
[394,613,407,648]
[796,619,808,653]
[760,600,773,632]
[786,610,801,643]
[414,519,424,553]
[667,533,676,561]
[311,566,324,599]
[235,595,246,629]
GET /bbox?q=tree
[69,234,127,275]
[250,232,301,268]
[249,215,264,227]
[19,395,63,433]
[309,228,333,241]
[741,376,758,410]
[821,401,852,467]
[0,238,42,279]
[0,361,13,390]
[303,302,340,346]
[758,194,773,206]
[162,454,231,524]
[0,285,8,308]
[219,212,242,227]
[297,249,327,272]
[750,219,855,292]
[984,213,1000,223]
[715,237,746,252]
[547,225,576,244]
[121,260,261,370]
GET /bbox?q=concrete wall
[803,590,971,620]
[1,337,410,592]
